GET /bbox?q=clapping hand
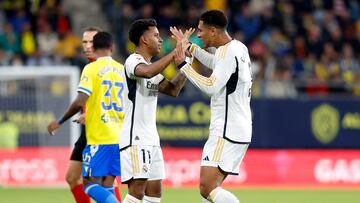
[170,27,195,55]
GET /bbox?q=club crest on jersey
[142,165,148,173]
[90,145,99,157]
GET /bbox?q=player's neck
[214,32,232,48]
[88,57,96,62]
[94,50,112,58]
[135,47,152,63]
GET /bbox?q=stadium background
[0,0,359,202]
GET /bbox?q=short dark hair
[93,31,113,50]
[84,26,102,32]
[200,10,228,29]
[129,19,157,46]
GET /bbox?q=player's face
[82,31,98,60]
[197,20,213,48]
[142,26,162,56]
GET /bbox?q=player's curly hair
[129,19,157,46]
[200,10,228,30]
[93,31,113,50]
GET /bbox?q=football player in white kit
[171,10,252,203]
[120,19,193,203]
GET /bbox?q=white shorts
[120,145,165,183]
[201,135,249,175]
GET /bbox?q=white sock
[209,187,240,203]
[143,195,161,203]
[202,197,212,203]
[123,194,141,203]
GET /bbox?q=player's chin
[84,53,91,58]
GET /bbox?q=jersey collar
[96,56,112,60]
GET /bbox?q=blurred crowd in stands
[0,0,86,68]
[0,0,359,97]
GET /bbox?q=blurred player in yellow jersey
[48,31,124,203]
[65,26,122,203]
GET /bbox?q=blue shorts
[82,144,120,177]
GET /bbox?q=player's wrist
[187,42,192,51]
[188,42,197,54]
[177,61,187,70]
[57,117,66,125]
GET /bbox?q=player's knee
[129,189,145,200]
[145,181,162,197]
[199,182,212,199]
[65,172,82,187]
[145,187,161,198]
[128,181,146,200]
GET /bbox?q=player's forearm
[58,93,87,124]
[60,103,83,123]
[159,73,186,97]
[180,63,219,96]
[138,52,174,78]
[190,44,215,70]
[169,73,187,97]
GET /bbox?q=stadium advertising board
[1,147,359,188]
[157,97,360,148]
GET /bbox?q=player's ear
[110,43,115,52]
[140,35,148,46]
[210,26,216,37]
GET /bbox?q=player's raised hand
[47,121,61,136]
[170,26,182,41]
[170,27,195,50]
[174,41,186,66]
[183,27,195,40]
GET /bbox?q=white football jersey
[119,53,164,149]
[181,40,252,143]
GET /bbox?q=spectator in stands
[340,43,359,84]
[37,23,58,58]
[9,9,30,33]
[53,5,72,35]
[20,22,36,59]
[233,3,261,43]
[0,23,21,61]
[54,29,81,64]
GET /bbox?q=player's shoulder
[229,40,248,54]
[112,59,125,70]
[85,58,103,69]
[125,53,145,65]
[82,61,96,73]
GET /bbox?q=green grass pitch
[0,187,359,203]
